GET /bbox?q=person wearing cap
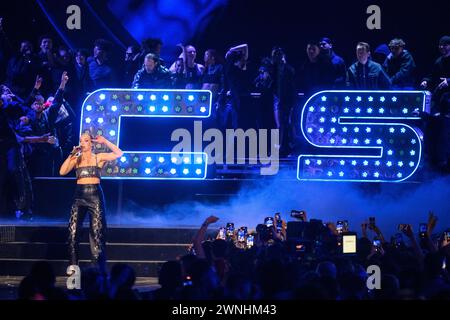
[346,42,391,90]
[319,37,346,88]
[132,52,171,89]
[383,38,416,89]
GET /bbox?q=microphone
[71,145,82,157]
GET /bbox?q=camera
[336,220,348,234]
[264,217,274,228]
[218,227,226,240]
[342,232,357,254]
[291,210,306,222]
[226,223,234,238]
[419,223,427,238]
[246,234,254,248]
[275,213,282,232]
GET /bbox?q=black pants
[0,143,33,215]
[68,184,107,272]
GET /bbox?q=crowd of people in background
[1,14,449,220]
[16,211,450,300]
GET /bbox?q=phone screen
[226,223,234,236]
[265,217,274,227]
[237,229,245,242]
[246,235,254,248]
[343,234,357,254]
[419,223,427,233]
[373,239,381,248]
[218,227,226,240]
[336,221,344,234]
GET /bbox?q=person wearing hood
[383,38,416,89]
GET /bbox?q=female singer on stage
[59,133,123,273]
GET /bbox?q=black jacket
[131,66,171,89]
[347,60,391,90]
[383,50,416,88]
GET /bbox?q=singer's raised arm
[59,146,80,176]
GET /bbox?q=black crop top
[76,155,102,179]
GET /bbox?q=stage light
[171,157,178,164]
[188,95,194,102]
[402,108,408,114]
[355,108,361,113]
[343,107,349,113]
[158,156,165,163]
[354,127,360,133]
[85,117,91,124]
[410,150,416,156]
[86,105,92,111]
[379,108,385,114]
[321,96,327,101]
[397,172,402,178]
[411,139,416,144]
[150,94,156,101]
[149,105,156,112]
[145,156,152,163]
[339,171,344,177]
[387,150,393,155]
[145,168,151,174]
[183,157,190,164]
[183,168,189,175]
[351,160,357,166]
[389,127,395,133]
[376,139,382,145]
[99,94,106,100]
[109,130,116,136]
[374,172,380,178]
[363,160,368,166]
[163,94,169,101]
[98,117,104,124]
[111,105,118,112]
[309,106,315,112]
[380,96,385,102]
[170,168,176,175]
[364,139,370,144]
[319,117,325,123]
[345,96,350,102]
[305,159,311,165]
[398,161,404,167]
[356,96,362,102]
[195,169,202,175]
[330,138,335,144]
[137,94,144,101]
[307,128,313,133]
[366,127,371,133]
[368,96,373,102]
[387,161,392,167]
[367,108,373,113]
[401,128,406,133]
[196,157,203,164]
[340,160,345,165]
[120,156,126,163]
[409,161,415,167]
[331,117,337,123]
[162,106,169,112]
[316,160,322,165]
[392,96,397,102]
[327,171,333,176]
[362,172,368,177]
[342,138,347,144]
[320,106,326,112]
[319,128,324,133]
[330,128,336,133]
[200,106,207,113]
[342,127,348,132]
[375,161,380,166]
[353,138,359,144]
